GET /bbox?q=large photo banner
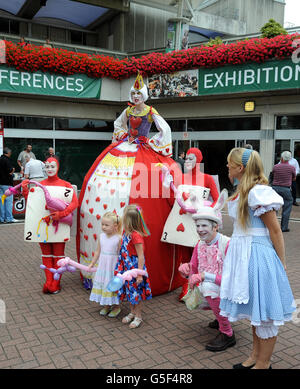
[148,69,198,98]
[0,65,102,99]
[198,59,300,96]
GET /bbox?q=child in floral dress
[115,204,152,328]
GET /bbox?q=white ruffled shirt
[220,185,283,304]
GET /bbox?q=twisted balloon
[40,257,96,281]
[106,269,148,292]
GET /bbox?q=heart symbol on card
[89,208,94,214]
[96,214,101,220]
[87,222,93,229]
[93,234,97,241]
[176,223,185,232]
[182,192,190,201]
[95,197,100,202]
[120,202,125,208]
[84,235,88,241]
[103,204,108,210]
[179,208,187,215]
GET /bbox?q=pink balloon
[57,257,96,273]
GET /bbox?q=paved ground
[0,206,300,370]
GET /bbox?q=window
[166,120,186,132]
[0,18,9,33]
[3,115,53,130]
[55,118,113,132]
[55,139,110,188]
[188,117,261,131]
[276,116,300,130]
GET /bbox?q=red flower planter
[2,34,300,80]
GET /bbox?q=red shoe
[178,282,189,302]
[42,283,52,294]
[48,281,61,294]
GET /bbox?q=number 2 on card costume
[77,73,187,296]
[22,157,78,294]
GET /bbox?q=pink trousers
[206,296,233,337]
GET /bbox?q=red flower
[1,34,299,80]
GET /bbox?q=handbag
[181,286,202,310]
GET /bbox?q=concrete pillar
[260,112,275,176]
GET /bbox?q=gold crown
[133,72,144,90]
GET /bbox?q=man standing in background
[17,144,36,175]
[0,147,17,223]
[272,151,296,232]
[24,155,45,182]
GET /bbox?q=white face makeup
[195,219,216,242]
[184,153,197,172]
[131,91,144,105]
[45,161,58,177]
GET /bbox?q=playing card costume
[22,157,78,294]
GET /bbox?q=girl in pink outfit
[179,189,236,352]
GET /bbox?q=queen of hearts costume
[77,73,187,296]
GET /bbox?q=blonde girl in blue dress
[89,212,122,318]
[220,148,295,369]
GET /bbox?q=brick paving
[0,206,300,370]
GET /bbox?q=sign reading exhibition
[198,59,300,95]
[0,65,102,99]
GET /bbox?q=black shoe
[205,331,236,352]
[293,202,299,206]
[233,362,255,369]
[282,229,290,232]
[208,319,219,330]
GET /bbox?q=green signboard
[198,59,300,96]
[0,65,101,99]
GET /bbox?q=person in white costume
[178,190,236,352]
[220,148,295,369]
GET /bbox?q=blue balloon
[106,276,123,292]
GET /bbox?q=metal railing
[1,26,299,60]
[0,33,128,59]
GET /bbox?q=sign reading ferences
[0,65,102,99]
[198,59,300,95]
